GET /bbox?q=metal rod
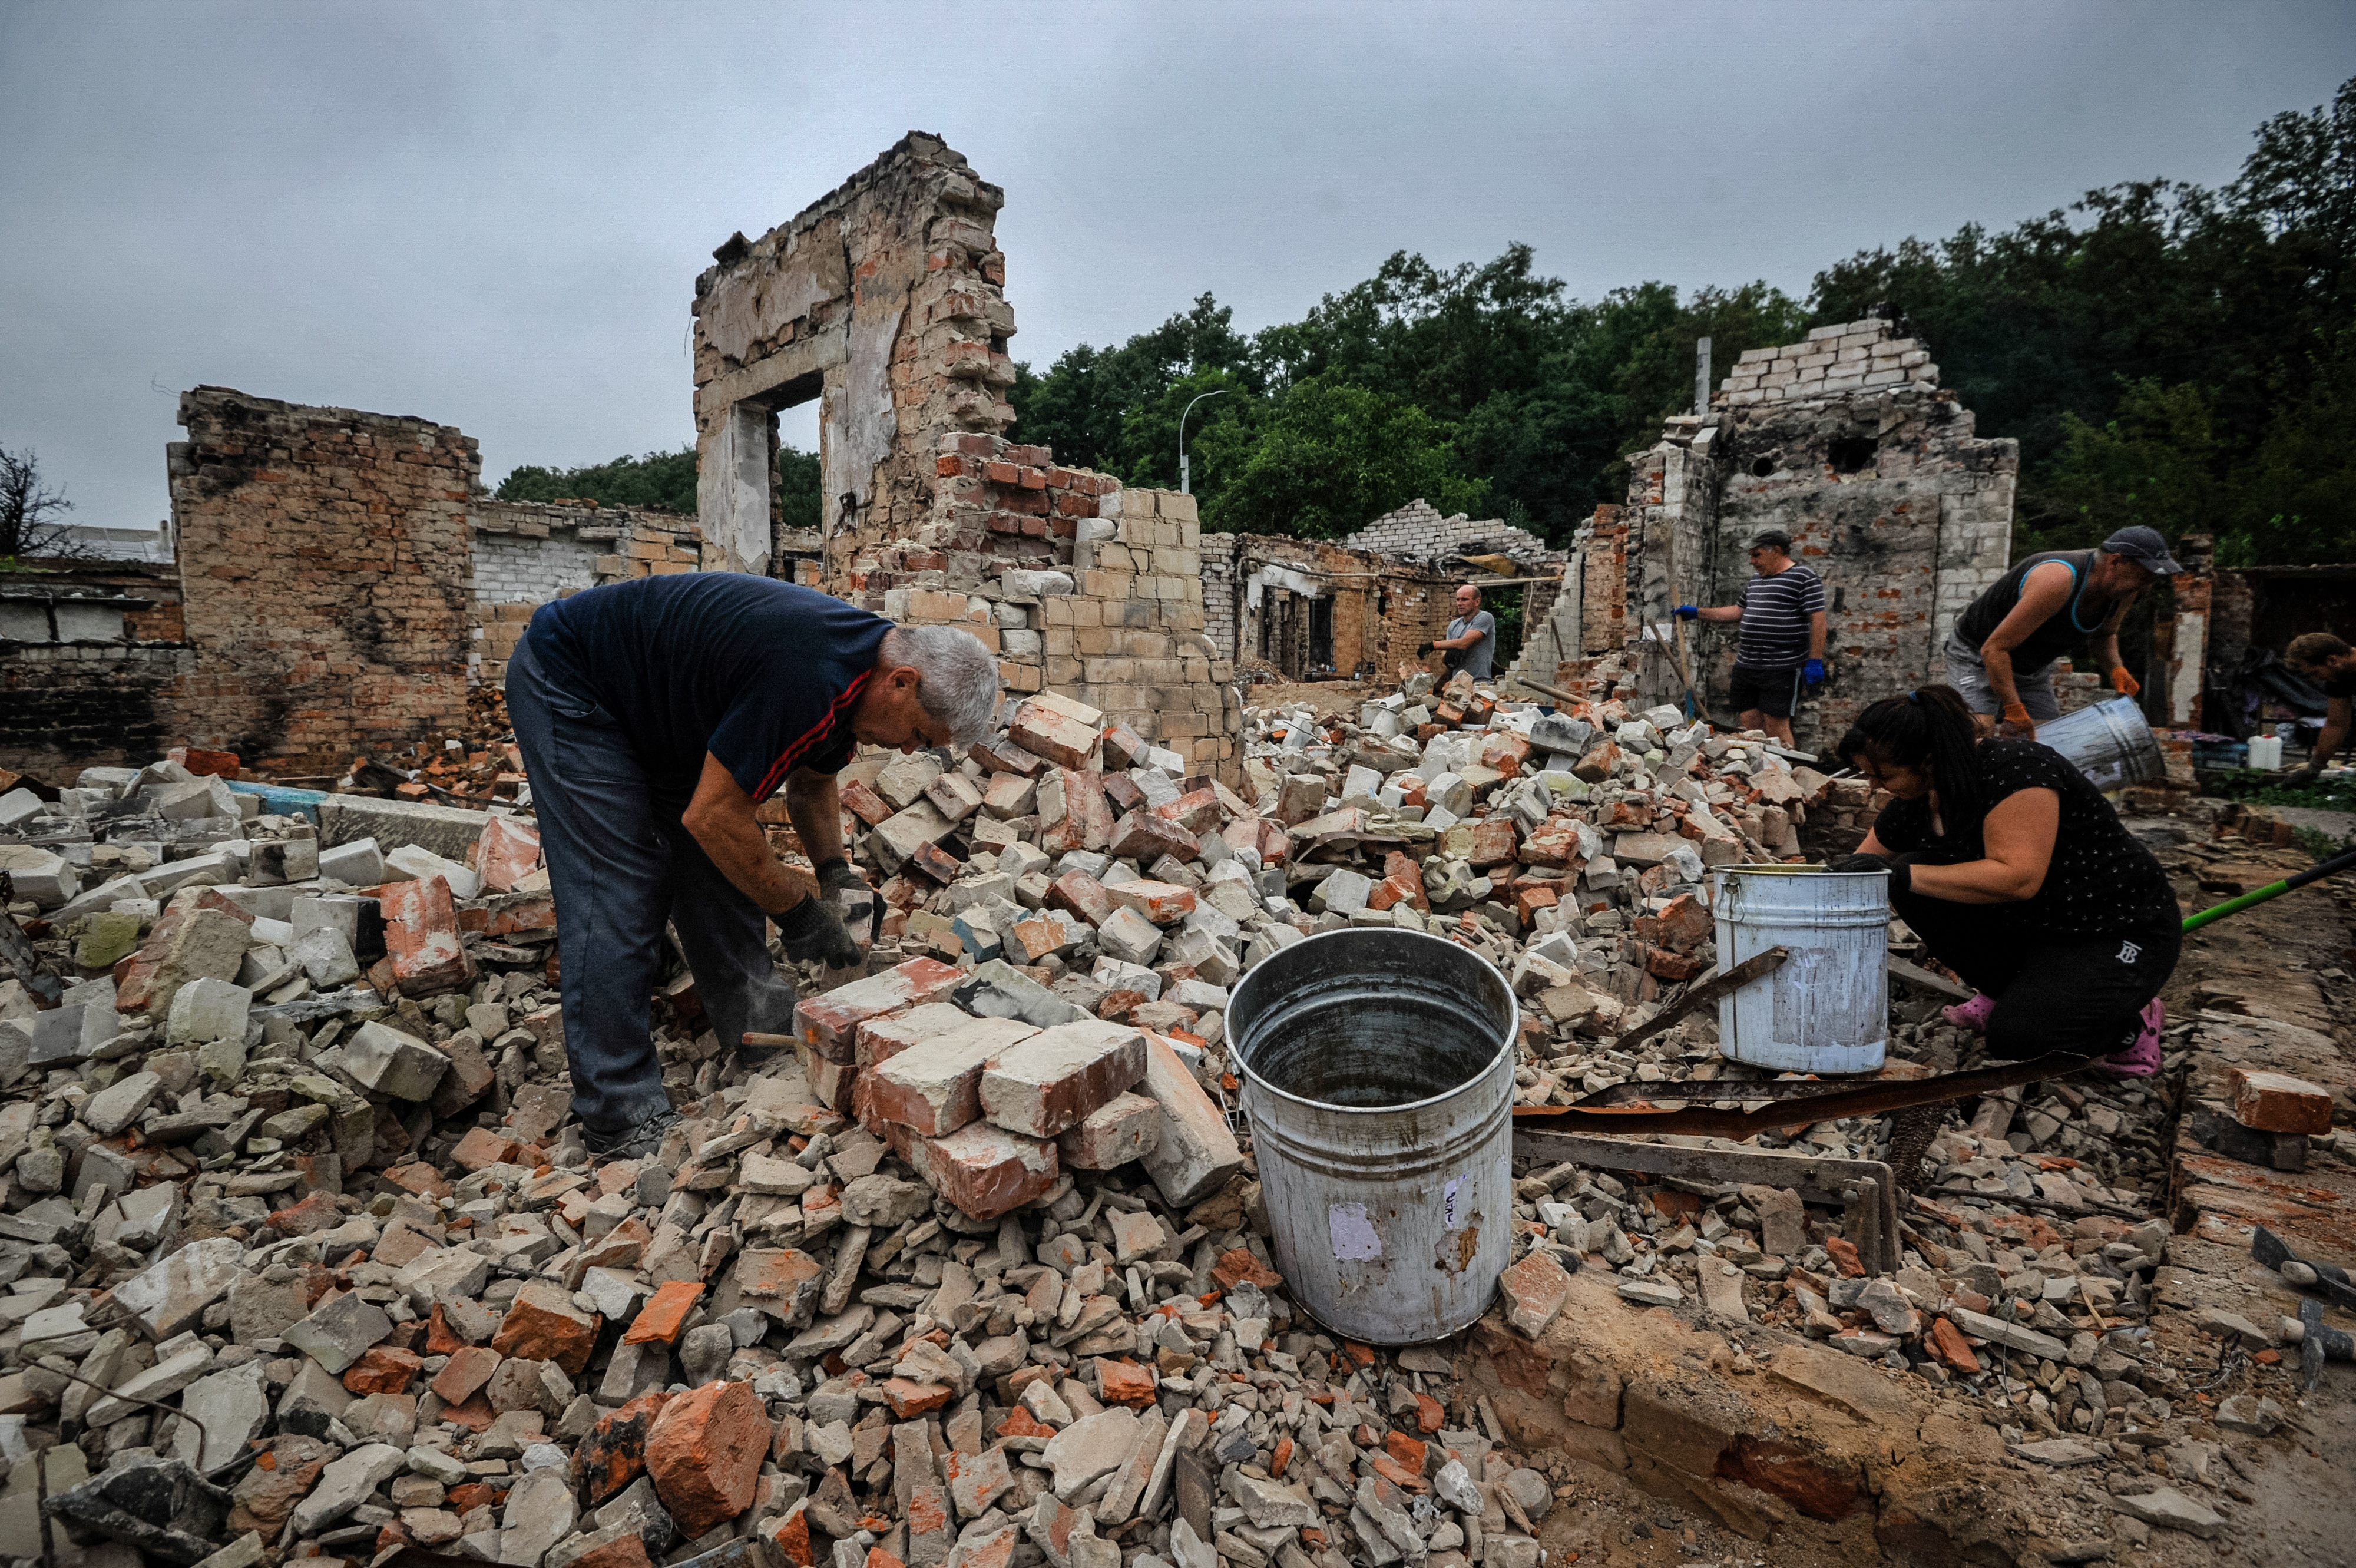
[1613,948,1786,1051]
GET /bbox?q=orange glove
[2110,665,2141,698]
[1999,700,2034,737]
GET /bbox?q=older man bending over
[508,573,1000,1159]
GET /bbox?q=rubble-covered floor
[0,666,2349,1568]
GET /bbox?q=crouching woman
[1829,686,2179,1076]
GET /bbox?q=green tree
[2039,379,2222,551]
[497,447,700,512]
[1193,376,1488,540]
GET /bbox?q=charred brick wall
[0,560,193,776]
[168,387,477,770]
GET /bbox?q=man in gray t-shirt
[1420,584,1497,680]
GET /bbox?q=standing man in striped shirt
[1675,527,1828,747]
[508,574,1002,1160]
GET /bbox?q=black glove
[1415,641,1435,657]
[777,894,861,967]
[813,856,867,897]
[2282,764,2322,789]
[1826,852,1911,895]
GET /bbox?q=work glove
[1998,700,2036,740]
[1826,852,1912,895]
[813,856,866,897]
[1803,658,1825,686]
[777,894,861,968]
[1415,641,1435,657]
[2109,666,2142,699]
[2282,763,2322,789]
[1673,604,1700,621]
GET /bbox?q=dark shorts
[1729,664,1805,719]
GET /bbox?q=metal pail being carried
[1226,928,1517,1345]
[1714,865,1889,1074]
[2036,694,2166,793]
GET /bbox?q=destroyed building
[0,131,2352,1568]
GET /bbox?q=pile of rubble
[0,659,2345,1566]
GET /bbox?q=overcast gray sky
[4,2,2351,534]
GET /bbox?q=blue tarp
[224,779,332,826]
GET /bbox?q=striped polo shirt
[1733,563,1825,671]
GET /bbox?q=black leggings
[1892,887,2180,1060]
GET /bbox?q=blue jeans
[506,633,800,1137]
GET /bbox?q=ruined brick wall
[691,133,1015,579]
[0,560,194,775]
[1564,320,2014,746]
[1337,498,1560,568]
[469,499,714,686]
[1192,534,1457,682]
[1199,534,1239,665]
[168,387,477,770]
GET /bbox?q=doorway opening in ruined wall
[707,372,824,581]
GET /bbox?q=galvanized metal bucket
[2035,694,2166,793]
[1713,865,1888,1074]
[1227,928,1518,1345]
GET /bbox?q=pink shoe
[2090,998,2165,1078]
[1941,993,1997,1034]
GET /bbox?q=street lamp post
[1178,388,1230,495]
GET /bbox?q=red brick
[472,813,542,893]
[842,778,895,826]
[2227,1068,2334,1134]
[1105,879,1196,925]
[1038,769,1114,856]
[1824,1236,1865,1278]
[1927,1317,1981,1375]
[379,875,476,998]
[1644,946,1705,981]
[792,957,964,1063]
[1516,886,1558,925]
[182,747,241,779]
[577,1390,673,1506]
[1655,892,1713,951]
[1008,702,1096,769]
[884,1377,954,1417]
[1097,1358,1157,1407]
[432,1345,501,1404]
[451,1126,524,1172]
[1467,818,1520,868]
[906,1122,1058,1220]
[489,1281,600,1376]
[1212,1248,1282,1290]
[981,1020,1148,1140]
[1480,733,1531,776]
[1153,787,1220,835]
[1108,809,1197,865]
[869,1017,1037,1137]
[624,1281,705,1346]
[1046,871,1114,928]
[342,1346,421,1395]
[646,1380,767,1537]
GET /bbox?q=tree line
[494,77,2353,568]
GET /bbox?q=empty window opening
[1828,437,1877,475]
[1751,456,1778,478]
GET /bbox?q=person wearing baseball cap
[1943,525,2181,738]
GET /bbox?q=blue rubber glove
[1803,657,1825,684]
[1673,604,1700,621]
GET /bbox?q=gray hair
[880,624,1001,745]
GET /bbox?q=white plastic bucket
[1713,865,1888,1073]
[1226,928,1517,1345]
[2037,694,2165,792]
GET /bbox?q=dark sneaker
[584,1109,679,1163]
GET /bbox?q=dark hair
[1835,684,1991,841]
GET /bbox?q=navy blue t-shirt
[524,575,892,803]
